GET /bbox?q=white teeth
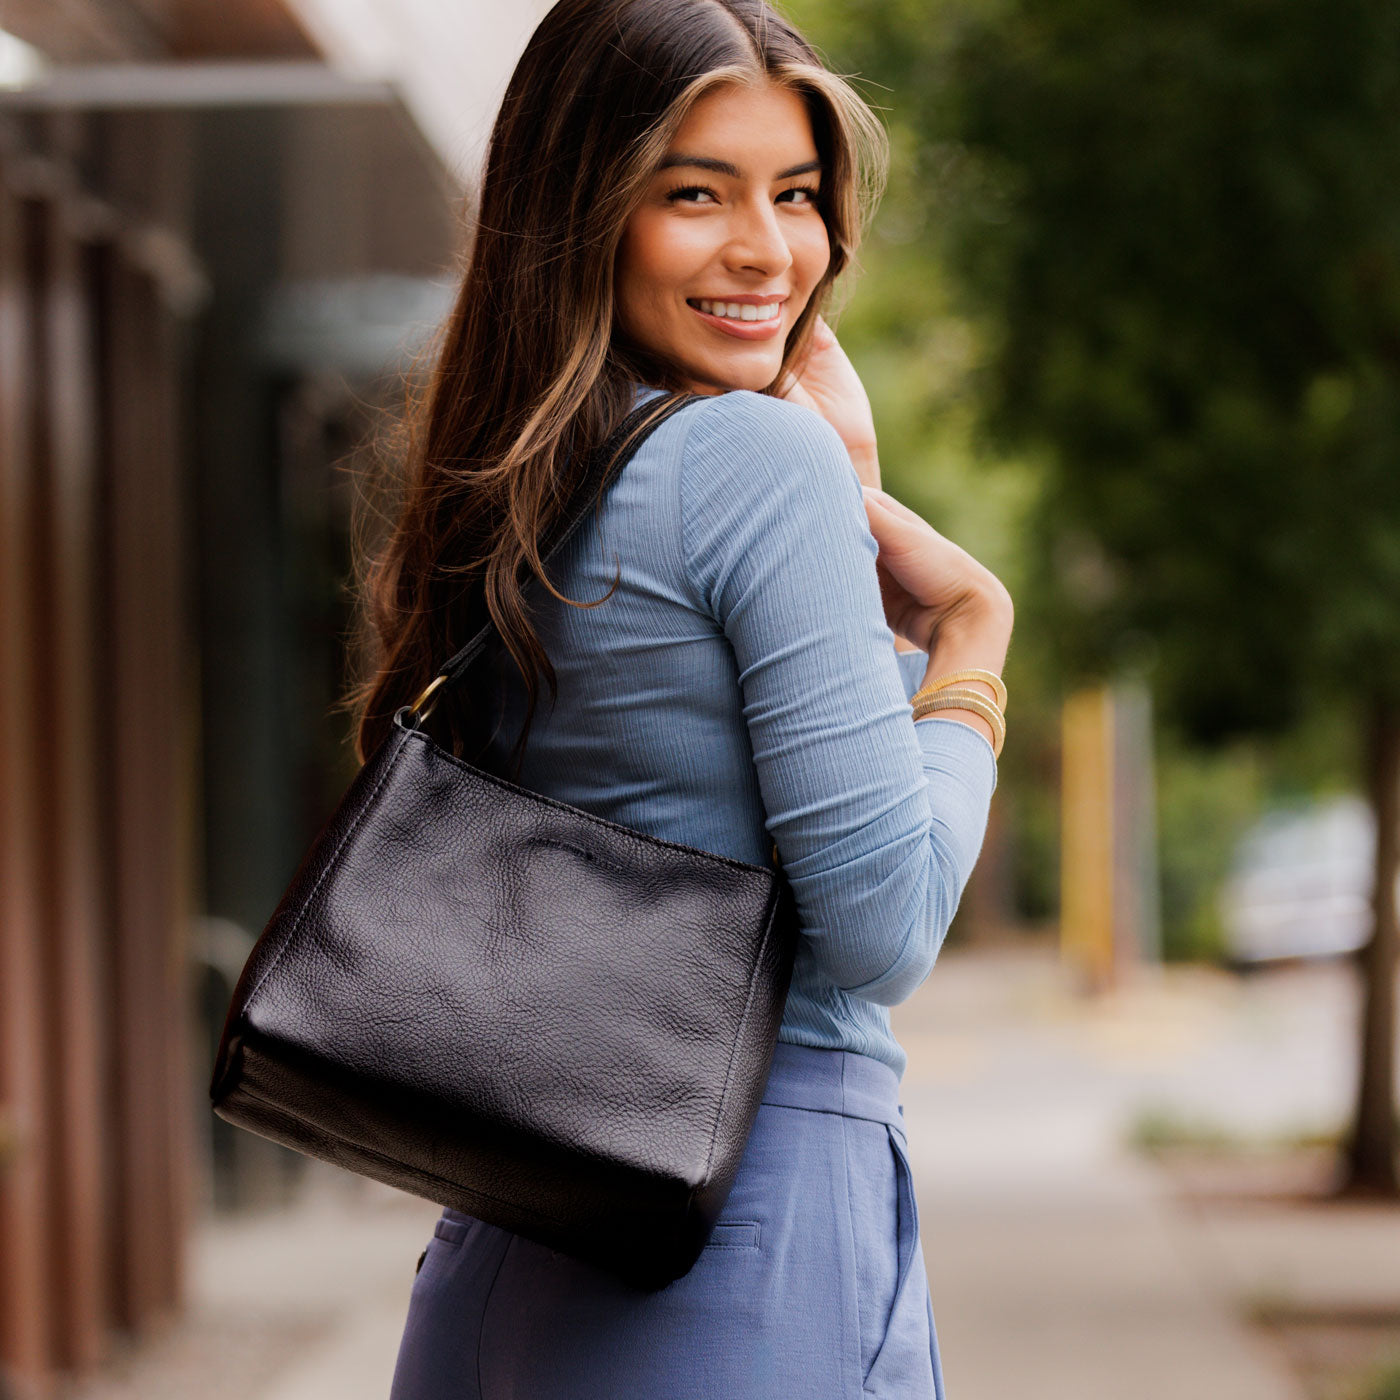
[695,299,781,322]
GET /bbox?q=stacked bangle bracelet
[909,668,1007,759]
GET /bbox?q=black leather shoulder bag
[209,390,800,1290]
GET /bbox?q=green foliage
[1153,726,1262,960]
[923,0,1400,741]
[1151,702,1359,962]
[1360,1359,1400,1400]
[1127,1109,1245,1155]
[1127,1105,1342,1154]
[1004,763,1060,923]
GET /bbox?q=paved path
[70,945,1384,1399]
[892,946,1362,1400]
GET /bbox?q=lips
[687,293,787,302]
[688,301,789,341]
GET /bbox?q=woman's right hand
[860,486,1013,654]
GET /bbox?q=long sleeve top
[475,383,999,1080]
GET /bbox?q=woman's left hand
[776,315,880,489]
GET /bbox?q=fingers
[776,351,814,400]
[777,374,814,409]
[862,485,941,533]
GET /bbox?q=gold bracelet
[912,688,1006,758]
[912,684,1006,731]
[910,667,1007,712]
[913,694,1006,758]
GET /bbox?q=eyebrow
[656,154,822,180]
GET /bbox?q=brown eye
[666,184,719,204]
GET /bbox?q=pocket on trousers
[861,1124,929,1395]
[703,1220,760,1251]
[434,1216,473,1247]
[842,1116,901,1385]
[414,1208,481,1276]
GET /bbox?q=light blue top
[479,383,998,1080]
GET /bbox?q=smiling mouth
[686,298,784,323]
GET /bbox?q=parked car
[1219,794,1383,965]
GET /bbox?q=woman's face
[615,81,831,396]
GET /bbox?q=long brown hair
[342,0,888,773]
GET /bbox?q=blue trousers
[389,1041,945,1398]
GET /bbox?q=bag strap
[403,388,703,726]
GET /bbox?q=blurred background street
[903,946,1387,1400]
[50,944,1400,1400]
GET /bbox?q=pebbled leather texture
[209,394,800,1291]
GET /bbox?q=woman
[351,1,1013,1395]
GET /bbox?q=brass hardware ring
[408,674,448,724]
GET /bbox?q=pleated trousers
[388,1040,945,1399]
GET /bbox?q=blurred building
[0,1,547,1395]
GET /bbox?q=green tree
[874,0,1400,1192]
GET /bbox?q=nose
[724,195,793,278]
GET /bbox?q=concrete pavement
[892,946,1363,1400]
[67,944,1393,1399]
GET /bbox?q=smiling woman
[615,83,832,393]
[356,0,1014,1396]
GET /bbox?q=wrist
[920,623,1010,711]
[920,592,1014,655]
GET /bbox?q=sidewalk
[896,940,1388,1400]
[67,944,1395,1400]
[66,1162,437,1400]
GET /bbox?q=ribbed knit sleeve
[896,645,930,701]
[677,390,998,1006]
